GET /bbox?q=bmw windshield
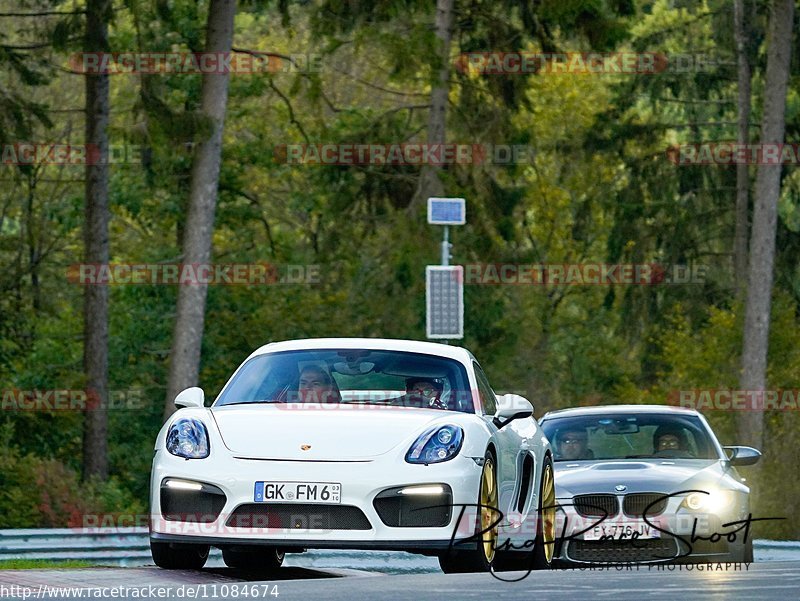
[540,413,719,461]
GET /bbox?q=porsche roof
[540,404,701,420]
[250,337,474,363]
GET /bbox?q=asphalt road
[1,561,799,601]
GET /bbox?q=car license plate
[583,520,660,541]
[254,481,341,504]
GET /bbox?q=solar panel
[427,198,466,225]
[426,266,463,339]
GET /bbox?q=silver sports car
[539,405,761,565]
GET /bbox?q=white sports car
[150,338,555,573]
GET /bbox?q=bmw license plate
[254,481,341,504]
[582,519,660,541]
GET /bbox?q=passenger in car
[653,425,691,455]
[297,365,342,404]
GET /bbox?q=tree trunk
[82,0,111,480]
[738,0,794,449]
[412,0,454,211]
[733,0,751,295]
[163,0,236,420]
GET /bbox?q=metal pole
[441,225,449,266]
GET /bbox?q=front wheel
[530,455,556,569]
[150,540,209,570]
[438,450,499,573]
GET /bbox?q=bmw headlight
[406,425,463,464]
[166,418,210,459]
[682,489,733,513]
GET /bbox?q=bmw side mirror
[723,445,761,466]
[493,394,534,429]
[174,386,205,409]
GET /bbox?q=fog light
[398,485,446,495]
[165,479,203,491]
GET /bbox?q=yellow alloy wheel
[480,456,499,564]
[540,461,556,563]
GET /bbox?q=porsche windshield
[540,413,719,461]
[214,349,474,413]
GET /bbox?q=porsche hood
[209,405,447,460]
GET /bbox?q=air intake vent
[226,503,371,531]
[374,485,452,527]
[160,481,226,523]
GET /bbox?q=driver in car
[556,428,594,460]
[403,378,447,410]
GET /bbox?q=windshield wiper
[219,399,284,406]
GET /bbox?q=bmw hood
[210,404,446,460]
[554,460,728,497]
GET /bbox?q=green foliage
[0,423,144,528]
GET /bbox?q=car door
[473,362,527,518]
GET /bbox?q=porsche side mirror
[723,445,761,466]
[493,394,534,429]
[174,386,205,409]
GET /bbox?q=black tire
[438,450,499,574]
[150,540,209,570]
[222,547,285,570]
[743,538,754,563]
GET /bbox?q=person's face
[409,381,439,399]
[299,368,336,403]
[657,434,681,451]
[559,431,587,460]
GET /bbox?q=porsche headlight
[166,418,210,459]
[682,489,733,513]
[406,425,463,464]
